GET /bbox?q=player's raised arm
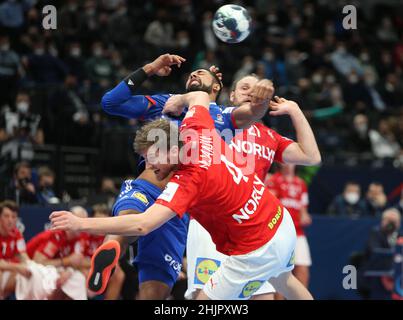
[49,204,177,237]
[101,54,185,119]
[231,79,274,129]
[270,96,321,166]
[164,91,211,116]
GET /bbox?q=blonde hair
[133,119,182,154]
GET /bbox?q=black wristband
[124,68,148,94]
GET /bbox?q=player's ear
[229,90,235,104]
[213,82,221,94]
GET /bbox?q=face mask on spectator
[93,48,103,57]
[34,48,45,55]
[348,74,359,84]
[70,48,81,57]
[312,74,323,84]
[344,192,359,205]
[355,123,368,134]
[178,38,190,48]
[0,43,9,51]
[263,52,274,61]
[17,102,29,114]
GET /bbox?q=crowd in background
[0,0,402,300]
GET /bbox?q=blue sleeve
[101,82,170,120]
[221,106,237,131]
[112,180,149,216]
[101,81,150,119]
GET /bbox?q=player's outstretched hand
[250,79,274,106]
[163,94,186,116]
[209,65,223,83]
[269,96,301,116]
[50,211,82,232]
[146,54,186,77]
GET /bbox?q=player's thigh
[186,219,227,299]
[138,280,171,300]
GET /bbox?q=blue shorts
[112,179,189,288]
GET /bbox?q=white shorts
[294,235,312,267]
[186,208,296,300]
[0,270,12,299]
[15,261,87,300]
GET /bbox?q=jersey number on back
[221,155,249,184]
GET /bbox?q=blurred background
[0,0,402,300]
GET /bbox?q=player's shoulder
[116,179,152,206]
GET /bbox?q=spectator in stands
[365,182,388,217]
[64,42,86,82]
[85,41,115,89]
[58,0,83,39]
[86,177,118,209]
[22,40,67,85]
[144,9,174,49]
[0,200,30,300]
[260,47,287,86]
[0,34,22,109]
[361,208,402,300]
[107,1,131,47]
[0,0,32,34]
[47,74,92,146]
[0,90,44,161]
[369,118,401,160]
[327,181,367,218]
[2,161,38,205]
[347,114,372,154]
[37,166,60,205]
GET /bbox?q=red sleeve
[36,234,60,259]
[271,130,295,163]
[155,167,203,218]
[181,105,215,131]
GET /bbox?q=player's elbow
[133,221,152,236]
[308,153,322,166]
[101,91,115,114]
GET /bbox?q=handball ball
[212,4,252,43]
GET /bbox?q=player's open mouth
[190,79,201,86]
[154,169,160,175]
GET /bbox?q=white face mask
[0,43,10,51]
[34,48,45,55]
[17,101,29,114]
[70,48,81,57]
[93,48,103,57]
[345,192,360,205]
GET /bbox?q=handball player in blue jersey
[87,54,274,299]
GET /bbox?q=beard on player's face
[186,82,214,94]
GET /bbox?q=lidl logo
[132,192,149,205]
[239,280,264,298]
[194,258,220,285]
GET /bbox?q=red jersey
[26,230,82,259]
[230,122,294,181]
[156,106,285,256]
[0,228,26,262]
[80,233,105,257]
[266,172,309,236]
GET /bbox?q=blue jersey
[101,81,238,132]
[112,179,189,287]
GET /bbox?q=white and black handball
[212,4,252,43]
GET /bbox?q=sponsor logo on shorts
[194,258,221,285]
[239,280,265,298]
[287,250,295,268]
[164,254,182,275]
[132,192,149,205]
